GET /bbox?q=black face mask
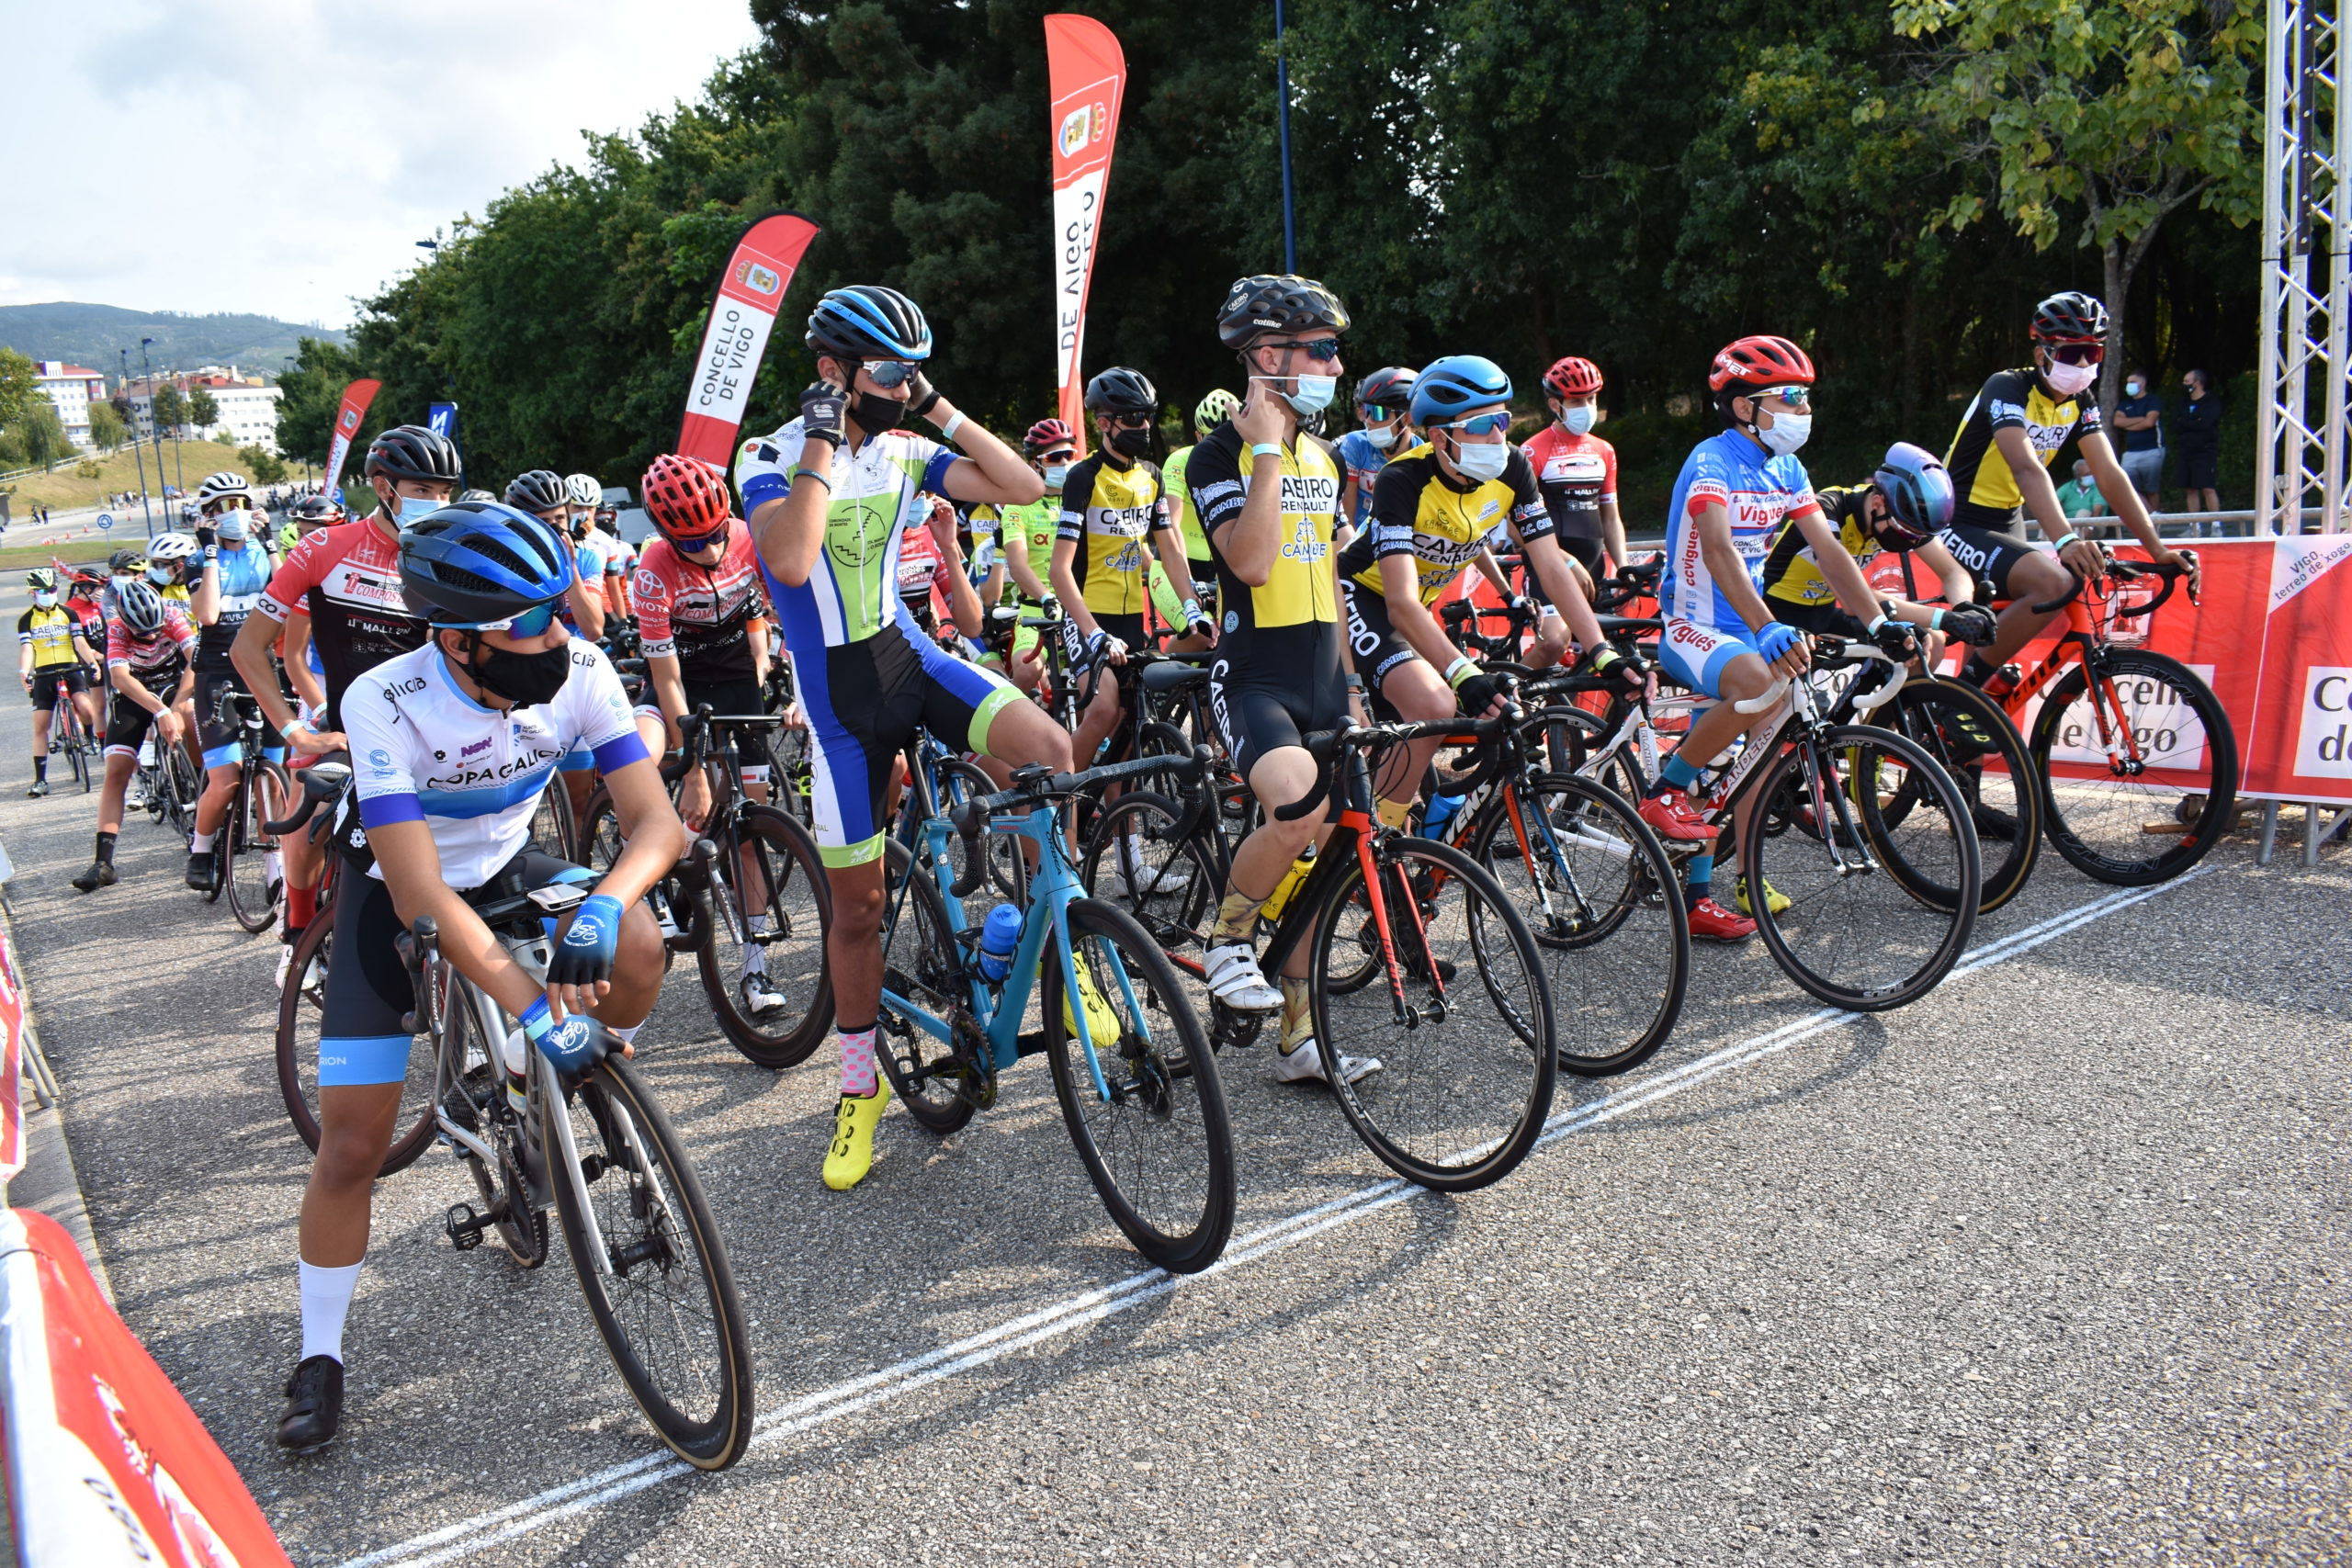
[466,635,572,706]
[1108,424,1153,458]
[852,392,906,435]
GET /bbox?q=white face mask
[1282,374,1338,415]
[2125,379,2144,397]
[1449,435,1510,482]
[1042,464,1069,491]
[2041,357,2098,398]
[1558,404,1596,436]
[1757,411,1812,457]
[1362,423,1397,451]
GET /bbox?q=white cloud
[0,0,763,328]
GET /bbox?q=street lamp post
[139,339,171,515]
[120,347,154,535]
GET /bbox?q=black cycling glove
[799,382,848,453]
[1871,619,1920,660]
[1940,604,2000,646]
[906,372,942,423]
[1454,671,1505,716]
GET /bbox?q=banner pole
[1276,0,1297,274]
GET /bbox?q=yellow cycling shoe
[821,1080,893,1192]
[1735,875,1791,918]
[1062,959,1124,1048]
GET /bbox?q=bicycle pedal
[444,1203,487,1250]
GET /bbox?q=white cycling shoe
[1271,1034,1384,1086]
[1204,943,1283,1013]
[741,969,789,1016]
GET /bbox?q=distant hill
[0,303,348,378]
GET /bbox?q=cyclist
[558,473,611,642]
[1759,442,1990,660]
[1520,357,1634,668]
[183,472,286,892]
[1644,334,1898,940]
[1337,355,1642,833]
[1053,367,1214,773]
[19,568,103,796]
[977,418,1076,694]
[1185,273,1383,1085]
[145,533,198,607]
[277,500,684,1453]
[1939,291,2198,690]
[592,496,638,627]
[1334,367,1417,532]
[288,493,344,541]
[71,581,197,891]
[232,423,460,970]
[1164,389,1240,612]
[738,282,1074,1191]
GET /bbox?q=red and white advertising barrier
[318,378,381,503]
[1046,13,1127,454]
[0,908,22,1183]
[675,212,821,469]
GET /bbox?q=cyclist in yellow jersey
[1937,291,2195,691]
[1186,275,1380,1086]
[1053,367,1215,773]
[19,569,103,796]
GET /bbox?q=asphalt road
[2,580,2346,1567]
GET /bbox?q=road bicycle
[877,748,1236,1272]
[42,679,99,793]
[136,711,205,834]
[202,690,289,933]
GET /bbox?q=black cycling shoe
[185,852,214,892]
[24,779,49,798]
[70,861,116,893]
[277,1354,344,1452]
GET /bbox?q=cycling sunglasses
[1361,403,1404,423]
[1752,384,1812,410]
[1444,412,1516,436]
[667,527,729,555]
[1264,338,1344,362]
[442,601,561,637]
[860,358,925,389]
[2043,341,2104,367]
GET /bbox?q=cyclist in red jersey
[1517,355,1633,667]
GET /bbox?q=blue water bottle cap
[978,903,1023,983]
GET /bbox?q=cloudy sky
[1,0,763,329]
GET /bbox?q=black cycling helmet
[25,568,56,592]
[2030,291,2109,344]
[1216,274,1351,349]
[364,423,462,486]
[1355,367,1417,416]
[1083,367,1159,416]
[1871,442,1957,547]
[503,469,569,514]
[290,495,343,525]
[107,547,146,576]
[398,501,577,626]
[806,285,933,362]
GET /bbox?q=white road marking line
[336,869,2213,1568]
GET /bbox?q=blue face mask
[147,566,175,586]
[1283,374,1338,416]
[31,592,55,608]
[397,495,440,527]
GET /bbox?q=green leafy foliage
[187,386,220,431]
[86,399,126,453]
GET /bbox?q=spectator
[2175,367,2223,532]
[2111,368,2165,513]
[2056,458,2107,522]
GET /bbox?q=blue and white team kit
[1658,430,1818,697]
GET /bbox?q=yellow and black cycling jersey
[1759,482,1922,606]
[1335,442,1552,604]
[1942,367,2104,529]
[17,605,82,670]
[1055,453,1171,617]
[1187,423,1345,639]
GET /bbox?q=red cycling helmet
[1023,418,1076,457]
[641,453,732,542]
[1708,335,1815,392]
[1544,356,1604,400]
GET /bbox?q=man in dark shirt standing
[2111,368,2166,513]
[2175,368,2224,531]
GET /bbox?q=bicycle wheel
[1041,898,1236,1273]
[546,1055,754,1470]
[1079,791,1221,964]
[1469,774,1688,1077]
[272,913,437,1176]
[1743,726,1979,1011]
[576,785,625,873]
[876,841,981,1134]
[933,755,1029,901]
[167,745,201,835]
[226,761,288,933]
[1874,678,2041,914]
[697,804,832,1068]
[440,979,547,1266]
[1309,835,1556,1190]
[531,773,577,861]
[2030,649,2237,886]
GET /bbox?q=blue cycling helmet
[807,285,933,362]
[1410,355,1514,427]
[398,500,577,626]
[1871,442,1956,546]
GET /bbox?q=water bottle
[1261,849,1317,921]
[977,904,1023,984]
[1420,792,1466,840]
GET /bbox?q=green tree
[187,386,220,433]
[86,398,126,453]
[1894,0,2263,405]
[151,384,187,435]
[241,444,288,483]
[12,404,77,469]
[275,335,368,465]
[0,349,34,428]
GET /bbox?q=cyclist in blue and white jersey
[1333,366,1416,534]
[277,500,684,1454]
[184,470,285,892]
[739,282,1074,1193]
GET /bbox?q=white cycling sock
[264,849,283,884]
[189,830,215,853]
[609,1022,639,1045]
[744,915,773,976]
[299,1258,363,1364]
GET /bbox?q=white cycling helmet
[148,532,199,561]
[196,470,251,512]
[563,473,602,509]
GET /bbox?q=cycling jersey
[897,516,944,607]
[1187,423,1345,637]
[18,606,81,671]
[1333,428,1391,530]
[106,606,196,674]
[1759,482,1918,607]
[348,639,647,890]
[1943,367,2103,528]
[1338,442,1551,604]
[735,421,958,649]
[1662,429,1817,632]
[257,516,431,731]
[193,543,274,674]
[631,529,768,684]
[1519,425,1618,544]
[1055,454,1170,617]
[1161,446,1213,562]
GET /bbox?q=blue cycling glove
[516,996,616,1077]
[548,892,625,989]
[1754,622,1801,664]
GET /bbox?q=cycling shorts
[103,667,185,760]
[797,619,1022,868]
[29,667,90,709]
[1209,626,1349,782]
[1935,520,2040,601]
[1075,612,1149,691]
[685,676,773,781]
[1340,583,1424,720]
[194,668,285,770]
[1657,616,1758,702]
[317,847,594,1088]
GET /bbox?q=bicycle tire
[226,761,288,933]
[1878,678,2041,914]
[1078,791,1222,964]
[876,840,980,1134]
[1308,834,1556,1190]
[576,786,625,873]
[547,1055,755,1470]
[1743,726,1979,1011]
[2029,649,2237,886]
[531,773,577,862]
[696,804,832,1068]
[445,982,547,1267]
[1468,773,1688,1077]
[272,915,437,1176]
[1041,897,1237,1272]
